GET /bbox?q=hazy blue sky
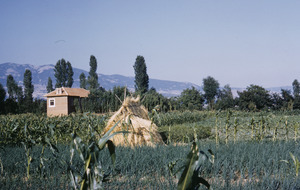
[1,1,300,88]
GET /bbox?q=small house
[44,87,90,117]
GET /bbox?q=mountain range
[0,62,201,98]
[0,62,293,99]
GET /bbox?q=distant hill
[0,62,201,98]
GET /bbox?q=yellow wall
[47,96,69,116]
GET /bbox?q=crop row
[2,111,300,146]
[1,141,300,189]
[0,113,107,145]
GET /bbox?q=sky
[1,1,300,88]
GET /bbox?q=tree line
[1,54,300,114]
[0,69,44,114]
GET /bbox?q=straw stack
[102,96,164,146]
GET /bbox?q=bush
[153,110,214,127]
[159,123,212,143]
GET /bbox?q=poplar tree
[292,79,300,97]
[47,77,54,93]
[23,69,34,105]
[293,79,300,109]
[133,55,149,94]
[54,59,74,88]
[6,74,19,99]
[88,55,99,90]
[66,61,74,87]
[0,83,6,114]
[80,73,87,89]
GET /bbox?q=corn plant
[294,122,298,142]
[225,111,232,144]
[249,117,255,141]
[233,117,238,143]
[273,118,282,142]
[259,115,265,141]
[168,141,214,190]
[285,117,289,141]
[215,112,219,145]
[69,121,127,190]
[178,142,213,190]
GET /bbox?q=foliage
[0,83,6,114]
[88,55,99,90]
[203,76,220,110]
[54,59,73,88]
[153,110,214,127]
[237,84,272,111]
[281,89,294,110]
[292,79,300,97]
[46,77,54,93]
[281,152,300,177]
[0,113,107,145]
[23,69,34,112]
[142,87,171,112]
[69,121,124,190]
[133,55,149,95]
[177,87,204,111]
[2,141,300,189]
[66,61,74,87]
[175,142,213,190]
[79,72,87,89]
[6,74,22,101]
[215,84,235,110]
[159,124,212,143]
[83,86,129,113]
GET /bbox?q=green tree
[66,61,74,87]
[281,89,294,110]
[47,77,54,93]
[6,74,22,101]
[0,83,6,114]
[54,59,66,88]
[79,72,87,89]
[293,79,300,97]
[23,69,34,101]
[292,79,300,109]
[54,59,73,88]
[215,84,235,110]
[110,86,129,111]
[23,69,34,111]
[178,87,204,111]
[142,87,170,112]
[7,74,17,99]
[237,85,271,111]
[6,74,23,113]
[203,76,220,110]
[133,55,149,94]
[270,93,284,110]
[88,55,99,90]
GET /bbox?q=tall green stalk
[285,118,289,141]
[233,117,238,144]
[294,122,298,142]
[250,117,255,141]
[215,113,219,146]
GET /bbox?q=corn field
[1,111,300,189]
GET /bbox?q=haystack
[102,96,164,146]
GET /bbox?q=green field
[1,111,300,189]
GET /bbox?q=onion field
[1,111,300,189]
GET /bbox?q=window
[49,98,55,107]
